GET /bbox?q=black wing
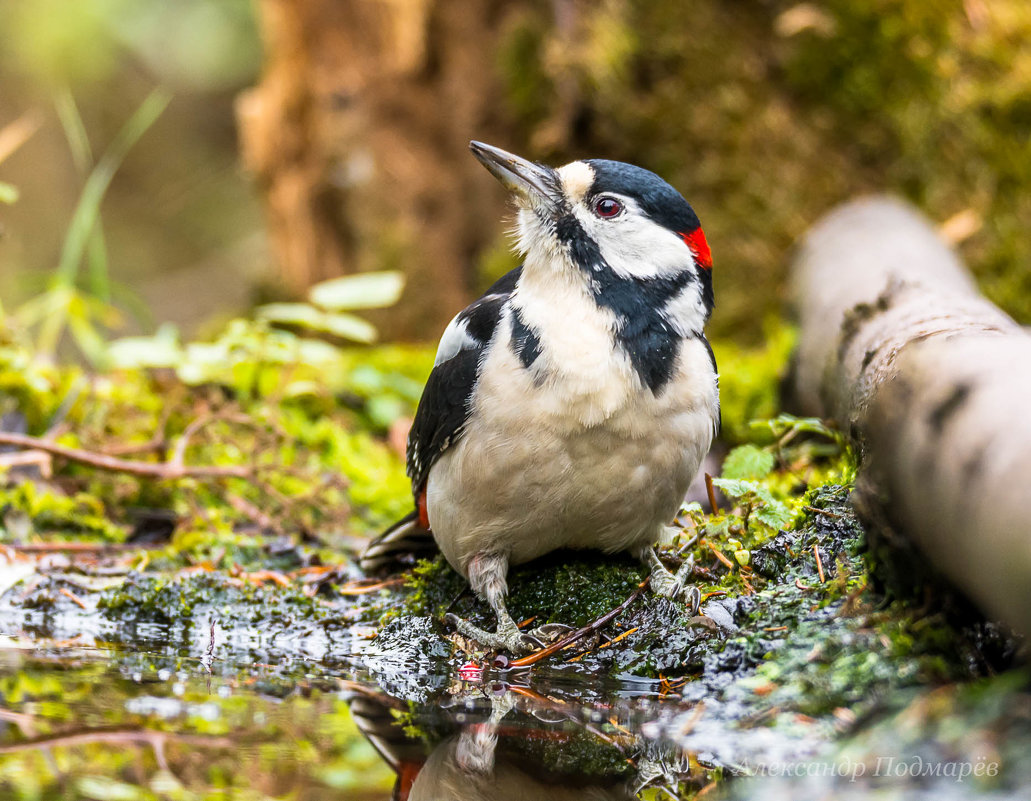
[405,266,521,494]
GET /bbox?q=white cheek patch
[557,161,595,205]
[585,206,696,280]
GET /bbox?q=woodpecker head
[469,141,714,335]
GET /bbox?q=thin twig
[336,577,404,595]
[804,505,843,519]
[813,544,826,583]
[0,432,250,480]
[703,538,735,570]
[704,472,720,513]
[9,542,153,553]
[0,450,53,476]
[0,728,233,754]
[58,588,88,609]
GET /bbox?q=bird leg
[641,546,701,615]
[454,691,516,774]
[446,552,533,654]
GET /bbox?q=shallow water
[0,624,719,799]
[2,495,1028,800]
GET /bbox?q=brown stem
[0,727,234,754]
[0,432,249,480]
[705,472,720,513]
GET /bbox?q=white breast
[425,297,718,576]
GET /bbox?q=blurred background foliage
[0,0,263,338]
[0,0,1028,346]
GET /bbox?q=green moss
[490,1,1031,341]
[401,556,467,620]
[0,482,123,541]
[506,552,646,628]
[710,325,796,444]
[98,571,325,626]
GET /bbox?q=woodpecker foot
[644,548,702,615]
[519,622,575,649]
[445,613,535,654]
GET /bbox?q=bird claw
[650,560,702,615]
[520,622,574,649]
[445,613,535,655]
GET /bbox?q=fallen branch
[789,196,1031,636]
[0,432,250,480]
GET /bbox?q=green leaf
[711,477,793,530]
[309,271,405,310]
[256,302,323,327]
[754,499,793,529]
[106,325,183,369]
[721,444,775,480]
[710,477,762,501]
[753,413,842,442]
[317,312,378,343]
[0,181,19,204]
[257,303,379,343]
[75,776,149,801]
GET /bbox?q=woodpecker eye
[594,197,623,218]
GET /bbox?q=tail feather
[344,690,427,801]
[360,511,438,574]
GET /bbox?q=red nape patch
[679,227,713,270]
[417,486,431,530]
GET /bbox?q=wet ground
[0,489,1028,800]
[0,602,723,799]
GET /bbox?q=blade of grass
[37,88,171,358]
[54,89,93,174]
[86,224,111,302]
[56,89,111,302]
[53,88,171,287]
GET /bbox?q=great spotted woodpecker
[362,141,720,653]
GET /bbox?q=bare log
[790,196,1031,637]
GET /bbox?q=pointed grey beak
[469,141,562,212]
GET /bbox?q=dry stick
[9,542,155,553]
[337,577,405,595]
[704,473,720,513]
[58,588,88,610]
[0,728,233,754]
[703,539,735,570]
[508,577,652,669]
[813,544,826,583]
[0,432,250,480]
[804,505,843,519]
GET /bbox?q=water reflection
[346,671,699,800]
[0,642,707,799]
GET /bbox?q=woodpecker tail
[359,510,438,575]
[344,689,426,801]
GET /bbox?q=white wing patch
[433,315,478,366]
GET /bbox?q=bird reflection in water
[346,675,696,800]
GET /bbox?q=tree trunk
[236,0,527,337]
[789,196,1031,637]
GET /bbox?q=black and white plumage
[362,142,720,652]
